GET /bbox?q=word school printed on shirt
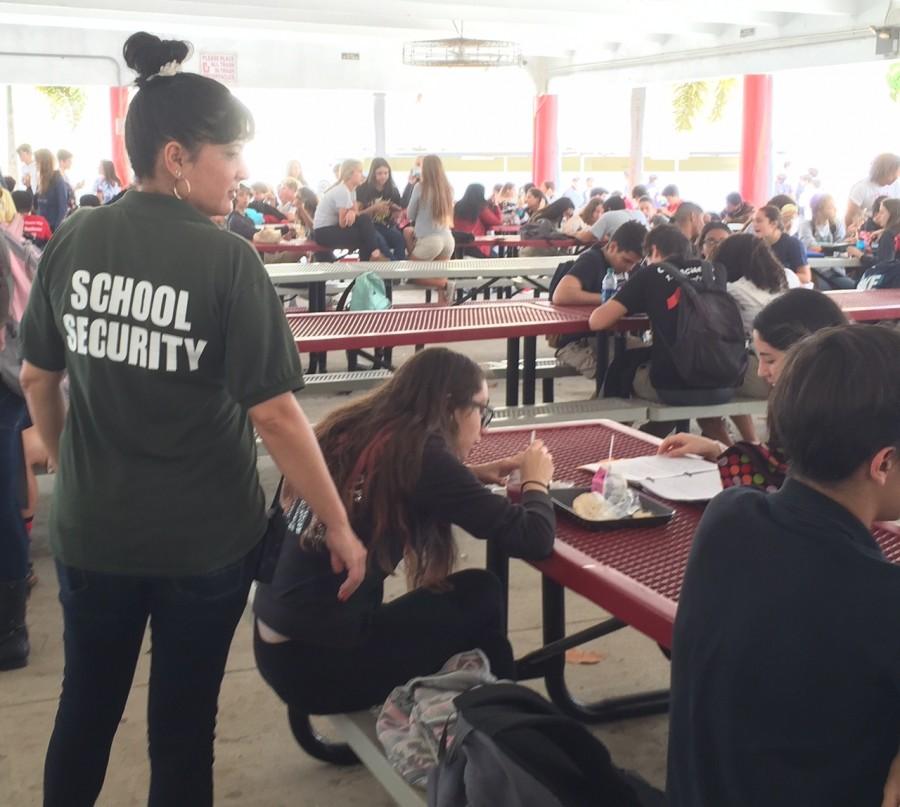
[63,270,208,372]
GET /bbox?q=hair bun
[123,32,192,87]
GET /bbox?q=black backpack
[428,683,664,807]
[654,261,747,390]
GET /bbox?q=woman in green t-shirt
[19,31,365,807]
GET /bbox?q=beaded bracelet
[521,479,550,491]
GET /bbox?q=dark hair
[766,194,795,210]
[3,176,15,192]
[526,187,545,204]
[589,187,607,199]
[700,220,730,243]
[726,191,743,207]
[579,197,604,225]
[542,180,556,192]
[314,347,485,587]
[79,194,101,207]
[661,184,679,198]
[769,325,900,482]
[602,195,626,212]
[362,157,399,200]
[881,199,900,230]
[609,220,648,256]
[672,201,703,224]
[758,204,783,229]
[714,233,786,293]
[522,182,535,193]
[123,32,255,179]
[631,184,648,200]
[100,160,121,187]
[11,190,32,214]
[531,197,574,224]
[869,153,900,186]
[454,183,488,222]
[298,186,318,216]
[645,224,691,262]
[752,288,847,350]
[872,195,888,216]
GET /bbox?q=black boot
[0,579,29,670]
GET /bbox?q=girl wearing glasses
[254,347,555,717]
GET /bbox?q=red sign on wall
[199,52,237,83]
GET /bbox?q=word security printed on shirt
[63,270,207,372]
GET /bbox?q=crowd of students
[3,27,900,807]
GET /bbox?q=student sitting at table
[453,183,502,257]
[519,197,575,256]
[575,195,647,245]
[852,198,900,274]
[225,184,257,241]
[752,205,811,284]
[276,177,300,221]
[720,191,754,225]
[798,193,846,251]
[519,185,545,222]
[667,323,900,807]
[357,157,405,261]
[844,152,900,229]
[312,159,386,262]
[658,288,848,491]
[551,220,646,379]
[497,182,519,225]
[671,202,704,254]
[588,225,745,443]
[249,181,286,222]
[563,197,603,235]
[253,347,555,715]
[698,221,730,260]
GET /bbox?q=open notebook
[578,455,722,502]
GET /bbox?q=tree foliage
[36,86,87,129]
[888,62,900,102]
[672,78,737,131]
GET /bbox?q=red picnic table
[458,234,579,258]
[470,420,900,722]
[286,301,647,404]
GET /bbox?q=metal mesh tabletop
[470,421,900,647]
[287,301,596,352]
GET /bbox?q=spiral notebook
[578,455,722,502]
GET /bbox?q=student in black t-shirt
[753,204,810,284]
[669,324,900,807]
[254,348,555,716]
[225,184,257,241]
[357,157,405,260]
[588,225,738,442]
[551,220,646,378]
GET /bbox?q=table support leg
[532,577,670,723]
[485,542,510,636]
[594,332,609,398]
[505,338,520,407]
[522,336,537,405]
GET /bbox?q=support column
[532,94,558,188]
[739,74,772,208]
[628,87,646,192]
[373,92,386,156]
[109,86,131,187]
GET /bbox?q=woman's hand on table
[520,440,554,490]
[323,521,367,602]
[469,451,525,485]
[658,433,723,462]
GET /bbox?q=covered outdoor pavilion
[1,0,898,205]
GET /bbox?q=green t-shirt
[21,191,304,576]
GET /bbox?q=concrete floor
[0,318,673,806]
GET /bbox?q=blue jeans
[43,545,259,807]
[374,222,406,261]
[0,380,28,581]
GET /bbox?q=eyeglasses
[474,402,495,428]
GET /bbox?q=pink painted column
[110,86,131,187]
[532,94,559,188]
[739,75,773,207]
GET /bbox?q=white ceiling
[0,0,896,88]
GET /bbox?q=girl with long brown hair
[407,154,456,301]
[33,148,69,232]
[254,347,556,717]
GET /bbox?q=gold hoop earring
[173,175,191,201]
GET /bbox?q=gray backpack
[428,684,663,807]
